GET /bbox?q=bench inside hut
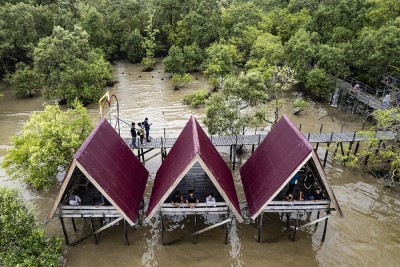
[268,163,332,213]
[161,162,228,215]
[55,168,119,218]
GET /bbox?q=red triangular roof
[146,116,242,221]
[49,118,149,225]
[240,115,343,220]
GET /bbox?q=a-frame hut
[146,116,242,244]
[48,118,149,245]
[240,115,343,242]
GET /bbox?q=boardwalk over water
[336,78,384,110]
[125,131,396,149]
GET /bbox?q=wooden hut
[145,116,243,244]
[48,118,149,245]
[240,115,343,242]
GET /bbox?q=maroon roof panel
[76,118,149,223]
[240,115,313,218]
[195,119,241,216]
[146,116,241,220]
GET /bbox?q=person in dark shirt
[130,122,137,148]
[143,117,152,142]
[185,190,199,208]
[170,191,183,208]
[303,182,314,200]
[313,187,326,201]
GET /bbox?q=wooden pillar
[323,132,334,167]
[251,144,255,154]
[160,211,165,245]
[354,141,361,155]
[60,217,70,245]
[257,212,264,243]
[141,148,145,162]
[229,145,232,162]
[225,209,230,245]
[194,212,198,244]
[299,124,302,131]
[333,142,340,157]
[322,212,329,242]
[314,211,320,231]
[90,217,99,245]
[340,142,345,156]
[124,219,130,246]
[291,212,300,242]
[71,217,77,232]
[232,135,238,170]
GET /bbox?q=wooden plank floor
[124,130,395,149]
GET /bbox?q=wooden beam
[93,216,123,235]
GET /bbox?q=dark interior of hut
[61,168,110,206]
[164,162,224,204]
[274,163,330,202]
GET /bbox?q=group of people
[170,190,216,208]
[131,117,152,148]
[283,169,326,202]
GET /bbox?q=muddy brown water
[0,61,399,267]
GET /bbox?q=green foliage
[0,187,62,267]
[183,89,208,108]
[33,26,112,104]
[142,13,159,71]
[163,45,186,74]
[335,108,400,186]
[123,29,145,63]
[171,73,192,89]
[183,43,203,72]
[7,63,42,97]
[293,98,310,115]
[2,100,93,189]
[79,5,109,51]
[355,18,400,86]
[305,67,334,98]
[204,92,243,135]
[204,41,238,84]
[223,71,268,106]
[0,3,53,74]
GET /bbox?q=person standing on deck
[130,122,137,148]
[143,117,152,142]
[137,122,145,144]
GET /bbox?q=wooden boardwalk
[336,78,384,110]
[125,131,395,149]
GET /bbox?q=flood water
[0,61,399,267]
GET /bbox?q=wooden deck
[337,78,384,110]
[161,202,229,215]
[58,205,121,218]
[263,200,331,213]
[124,130,395,149]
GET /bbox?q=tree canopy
[0,187,62,267]
[2,100,93,189]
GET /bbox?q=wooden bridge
[124,130,395,149]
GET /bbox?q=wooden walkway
[336,78,384,110]
[125,131,395,149]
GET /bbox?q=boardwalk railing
[124,131,395,149]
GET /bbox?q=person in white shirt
[69,194,81,206]
[206,193,216,207]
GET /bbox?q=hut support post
[60,217,70,245]
[124,219,130,246]
[322,211,330,242]
[225,209,230,245]
[251,144,255,154]
[160,211,165,245]
[194,213,198,244]
[354,141,360,155]
[290,212,300,242]
[232,136,238,170]
[71,217,77,232]
[257,212,264,243]
[90,217,99,245]
[314,211,320,231]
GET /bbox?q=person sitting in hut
[284,193,294,202]
[69,193,81,206]
[312,187,326,201]
[303,182,314,200]
[185,190,199,209]
[95,193,110,207]
[170,191,183,208]
[206,193,216,207]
